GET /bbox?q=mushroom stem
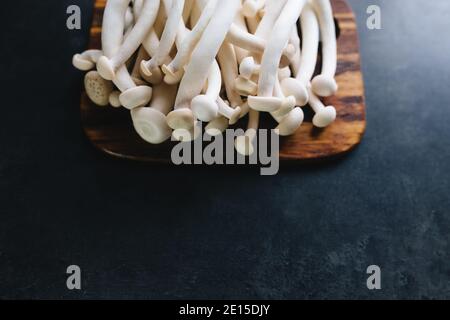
[167,0,241,132]
[97,0,161,80]
[308,87,337,128]
[248,0,307,112]
[311,0,338,97]
[191,60,222,122]
[141,0,185,77]
[162,0,219,82]
[235,109,260,156]
[272,77,304,136]
[73,50,103,71]
[217,98,242,125]
[99,0,152,110]
[225,25,295,60]
[217,42,248,117]
[131,82,177,144]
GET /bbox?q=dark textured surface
[0,0,449,299]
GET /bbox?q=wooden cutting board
[80,0,366,162]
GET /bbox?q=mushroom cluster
[73,0,338,154]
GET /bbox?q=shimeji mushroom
[140,0,185,78]
[131,82,177,144]
[191,61,221,122]
[217,98,242,125]
[84,71,114,106]
[235,109,260,156]
[248,0,307,113]
[225,25,296,61]
[72,50,103,71]
[271,77,304,136]
[99,0,152,109]
[97,0,160,81]
[242,0,265,18]
[310,0,338,97]
[162,0,219,84]
[217,42,248,118]
[166,0,241,135]
[293,3,336,128]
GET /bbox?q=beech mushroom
[162,0,219,84]
[248,0,307,113]
[131,82,177,144]
[97,0,160,80]
[217,42,248,118]
[191,61,221,122]
[293,3,337,128]
[272,77,304,136]
[310,0,338,97]
[84,71,114,106]
[97,0,153,109]
[235,109,260,156]
[167,0,241,133]
[72,50,102,71]
[140,0,185,77]
[217,98,242,125]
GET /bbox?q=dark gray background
[0,0,448,299]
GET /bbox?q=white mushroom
[292,3,337,128]
[235,109,259,156]
[84,71,114,106]
[140,0,185,77]
[217,98,242,125]
[72,50,102,71]
[310,0,338,97]
[248,0,307,113]
[191,61,221,122]
[225,24,296,60]
[166,0,241,133]
[98,0,152,109]
[162,0,219,84]
[97,0,161,80]
[271,77,304,136]
[131,82,177,144]
[308,88,337,128]
[217,42,248,118]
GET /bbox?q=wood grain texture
[80,0,366,162]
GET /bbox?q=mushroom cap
[228,106,242,125]
[311,75,338,97]
[313,106,337,128]
[276,107,304,136]
[109,91,122,108]
[166,108,196,130]
[119,86,153,110]
[206,117,229,136]
[161,64,184,85]
[235,135,255,156]
[248,96,283,112]
[172,123,201,142]
[234,77,258,96]
[191,95,219,122]
[281,78,309,106]
[84,71,113,107]
[96,56,116,81]
[140,66,163,85]
[239,57,257,79]
[73,54,95,71]
[242,0,260,18]
[131,108,172,144]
